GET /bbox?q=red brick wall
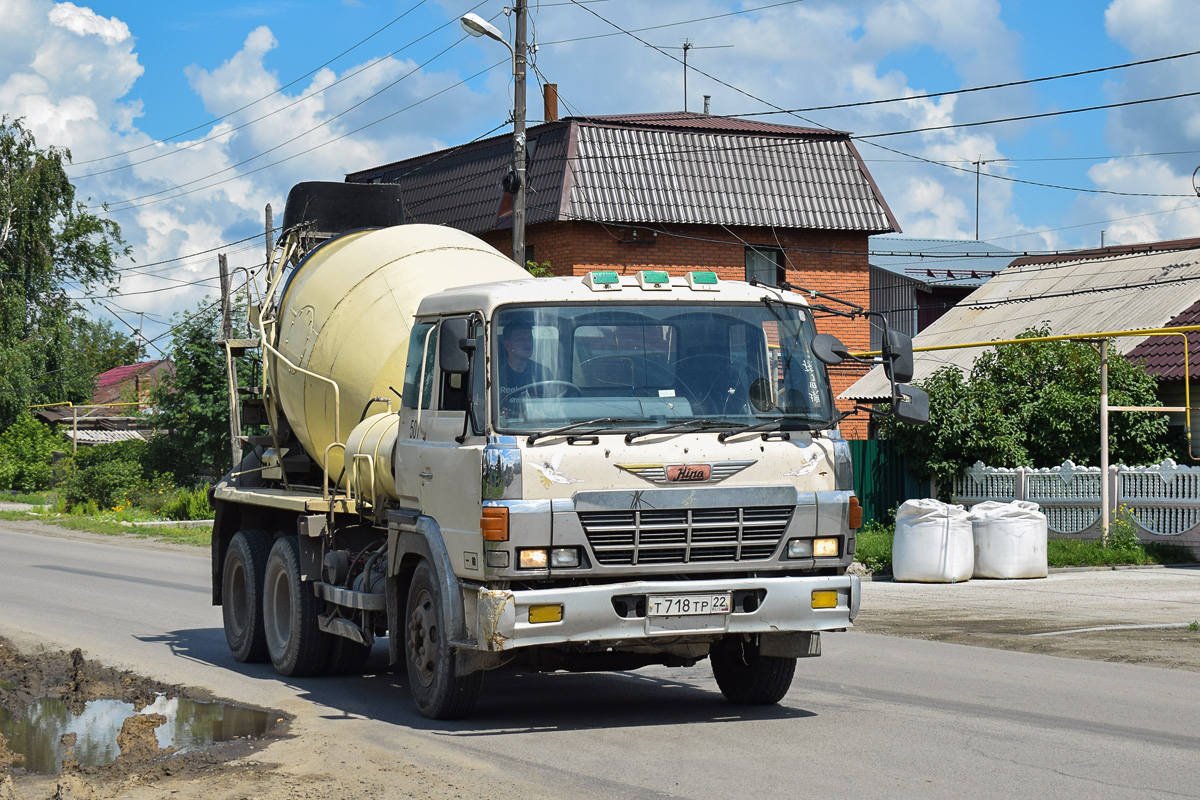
[481,222,873,438]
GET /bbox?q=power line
[738,48,1200,116]
[544,0,807,46]
[855,89,1200,142]
[69,0,437,168]
[99,55,504,214]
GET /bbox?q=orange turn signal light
[848,496,862,530]
[481,506,509,541]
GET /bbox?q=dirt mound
[0,640,175,717]
[0,637,287,799]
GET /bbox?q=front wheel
[404,561,482,719]
[263,536,331,677]
[710,636,796,705]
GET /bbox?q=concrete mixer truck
[209,181,928,719]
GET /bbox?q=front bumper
[469,573,860,651]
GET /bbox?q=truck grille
[577,506,793,566]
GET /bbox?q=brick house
[347,110,900,437]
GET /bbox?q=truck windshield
[492,303,836,433]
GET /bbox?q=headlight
[550,547,581,568]
[813,537,840,557]
[518,549,548,569]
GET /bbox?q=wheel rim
[226,559,248,639]
[407,587,438,688]
[265,563,292,658]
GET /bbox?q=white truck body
[210,182,921,719]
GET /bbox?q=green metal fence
[848,439,928,525]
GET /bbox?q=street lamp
[460,7,528,268]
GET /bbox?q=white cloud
[2,0,479,345]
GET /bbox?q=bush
[160,486,214,520]
[63,458,143,509]
[126,472,177,513]
[61,439,147,508]
[0,414,66,492]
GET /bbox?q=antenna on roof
[648,39,732,112]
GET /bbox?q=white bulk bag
[892,499,974,583]
[970,500,1048,579]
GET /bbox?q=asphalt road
[2,519,1199,799]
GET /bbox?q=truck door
[395,317,486,579]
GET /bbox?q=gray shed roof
[843,238,1200,400]
[346,112,898,235]
[870,237,1016,288]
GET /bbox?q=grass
[0,495,211,548]
[1,490,53,504]
[852,520,1196,575]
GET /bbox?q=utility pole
[972,156,1006,240]
[513,0,528,268]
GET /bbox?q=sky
[4,0,1200,353]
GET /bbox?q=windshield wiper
[526,418,651,445]
[716,415,828,442]
[623,419,734,444]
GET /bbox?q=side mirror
[439,317,473,375]
[892,384,929,425]
[812,333,851,366]
[882,328,915,383]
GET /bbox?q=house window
[745,246,785,287]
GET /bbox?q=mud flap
[759,631,821,659]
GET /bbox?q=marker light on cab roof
[686,270,719,290]
[636,270,671,290]
[584,270,620,291]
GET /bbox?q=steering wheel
[502,380,582,412]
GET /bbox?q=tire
[710,636,796,705]
[325,635,373,675]
[404,561,483,719]
[263,536,331,677]
[222,530,272,663]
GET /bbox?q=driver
[498,317,550,402]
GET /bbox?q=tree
[0,117,128,426]
[882,327,1171,490]
[147,303,236,484]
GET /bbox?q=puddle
[0,694,274,774]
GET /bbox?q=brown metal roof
[580,111,843,137]
[345,113,897,235]
[1125,301,1200,380]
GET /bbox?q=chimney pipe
[703,95,711,115]
[544,83,559,122]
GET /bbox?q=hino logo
[666,464,711,482]
[616,461,755,485]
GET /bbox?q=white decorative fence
[953,460,1200,554]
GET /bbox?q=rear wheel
[222,530,272,663]
[404,561,482,719]
[263,536,331,676]
[710,636,796,705]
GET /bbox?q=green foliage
[149,303,237,483]
[61,439,147,508]
[0,117,129,427]
[72,317,140,378]
[882,327,1171,489]
[0,413,66,491]
[160,486,214,521]
[525,259,553,277]
[853,520,894,574]
[1105,505,1142,553]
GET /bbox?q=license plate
[647,593,732,616]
